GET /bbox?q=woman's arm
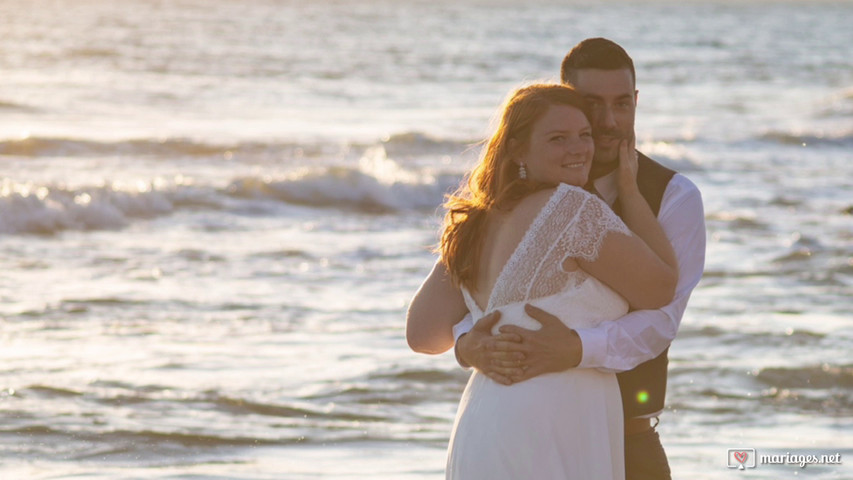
[406,260,469,354]
[578,138,677,309]
[578,231,676,310]
[615,137,678,271]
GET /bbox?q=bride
[407,84,677,479]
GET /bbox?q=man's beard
[590,148,620,179]
[590,128,626,179]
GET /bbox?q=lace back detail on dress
[487,184,631,311]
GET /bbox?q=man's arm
[500,175,705,377]
[574,175,705,371]
[408,261,525,381]
[454,311,525,385]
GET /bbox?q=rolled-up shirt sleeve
[452,313,475,342]
[575,174,706,372]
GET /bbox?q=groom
[408,38,705,480]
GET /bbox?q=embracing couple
[407,38,706,479]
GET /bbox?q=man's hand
[456,311,525,385]
[497,304,583,383]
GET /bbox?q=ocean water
[1,0,852,478]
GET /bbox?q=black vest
[614,152,676,419]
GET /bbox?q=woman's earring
[518,162,527,179]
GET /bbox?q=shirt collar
[592,170,620,206]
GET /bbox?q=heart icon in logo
[733,451,748,464]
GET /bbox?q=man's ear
[634,89,639,106]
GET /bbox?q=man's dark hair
[560,38,636,87]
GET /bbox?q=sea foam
[0,151,460,235]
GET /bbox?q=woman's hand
[616,134,639,196]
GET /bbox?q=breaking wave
[759,130,853,148]
[0,149,461,235]
[0,136,309,158]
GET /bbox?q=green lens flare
[637,390,649,404]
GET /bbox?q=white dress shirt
[452,168,706,374]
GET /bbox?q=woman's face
[516,104,594,187]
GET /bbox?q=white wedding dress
[447,184,631,480]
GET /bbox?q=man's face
[570,68,637,175]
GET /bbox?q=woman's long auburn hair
[439,83,591,292]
